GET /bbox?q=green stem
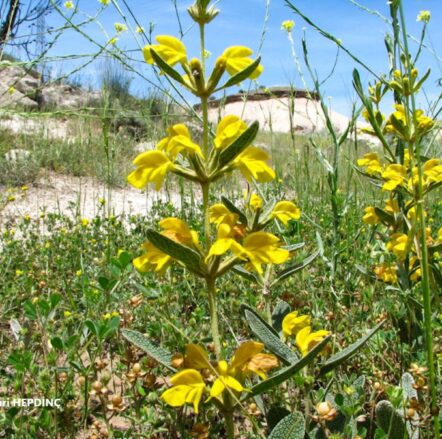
[223,391,235,439]
[397,2,440,435]
[207,277,221,358]
[199,22,206,74]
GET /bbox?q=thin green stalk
[223,392,235,439]
[207,277,221,358]
[397,2,440,435]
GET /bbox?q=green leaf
[267,406,291,432]
[268,412,305,439]
[232,266,258,282]
[150,49,187,86]
[320,320,384,375]
[374,207,395,226]
[245,336,330,397]
[375,400,407,439]
[121,329,176,372]
[271,301,291,334]
[218,121,259,168]
[221,196,248,224]
[146,230,203,275]
[272,251,319,286]
[222,57,262,88]
[283,243,305,252]
[241,304,299,365]
[401,372,417,401]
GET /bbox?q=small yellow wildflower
[136,26,144,34]
[386,233,409,260]
[143,35,187,67]
[357,153,383,175]
[7,195,15,202]
[99,197,106,205]
[374,264,397,284]
[362,206,380,225]
[64,311,72,318]
[161,369,205,413]
[270,201,301,225]
[281,20,295,32]
[108,37,118,45]
[99,0,110,5]
[15,270,24,277]
[21,185,28,192]
[296,326,330,356]
[81,218,90,227]
[114,22,127,33]
[382,164,406,191]
[417,10,431,23]
[214,115,247,150]
[8,86,15,94]
[157,124,203,159]
[218,46,263,79]
[64,1,74,9]
[282,311,310,338]
[102,313,111,320]
[76,270,82,277]
[127,150,175,190]
[249,194,263,211]
[233,147,276,183]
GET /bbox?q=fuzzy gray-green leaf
[218,121,259,168]
[146,230,203,275]
[375,400,407,438]
[320,320,384,375]
[122,329,176,372]
[268,412,305,439]
[241,304,298,365]
[246,336,330,397]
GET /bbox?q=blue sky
[13,0,442,116]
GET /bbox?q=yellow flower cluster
[142,35,263,96]
[127,116,275,191]
[161,341,278,413]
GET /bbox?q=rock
[134,140,156,153]
[4,148,31,162]
[40,84,101,109]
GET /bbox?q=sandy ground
[0,171,186,224]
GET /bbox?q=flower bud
[188,1,220,25]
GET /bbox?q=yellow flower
[80,218,90,227]
[357,153,383,175]
[133,242,172,274]
[209,360,244,399]
[134,218,198,274]
[249,194,263,210]
[15,270,24,277]
[108,37,118,46]
[417,10,431,23]
[296,326,330,356]
[415,110,434,135]
[438,227,442,243]
[8,86,15,94]
[218,46,263,79]
[143,35,187,67]
[409,257,422,282]
[270,201,301,225]
[99,0,110,5]
[208,204,237,227]
[240,232,290,274]
[183,344,211,370]
[282,311,311,338]
[161,369,205,413]
[157,124,203,159]
[233,147,275,183]
[206,223,244,261]
[374,264,397,284]
[385,104,408,140]
[127,150,175,190]
[281,20,295,32]
[136,26,144,34]
[386,233,409,260]
[21,185,28,192]
[214,115,247,150]
[382,164,406,191]
[362,206,380,225]
[385,198,399,214]
[64,1,74,9]
[230,341,278,379]
[64,311,72,318]
[159,217,199,247]
[423,159,442,184]
[114,22,127,33]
